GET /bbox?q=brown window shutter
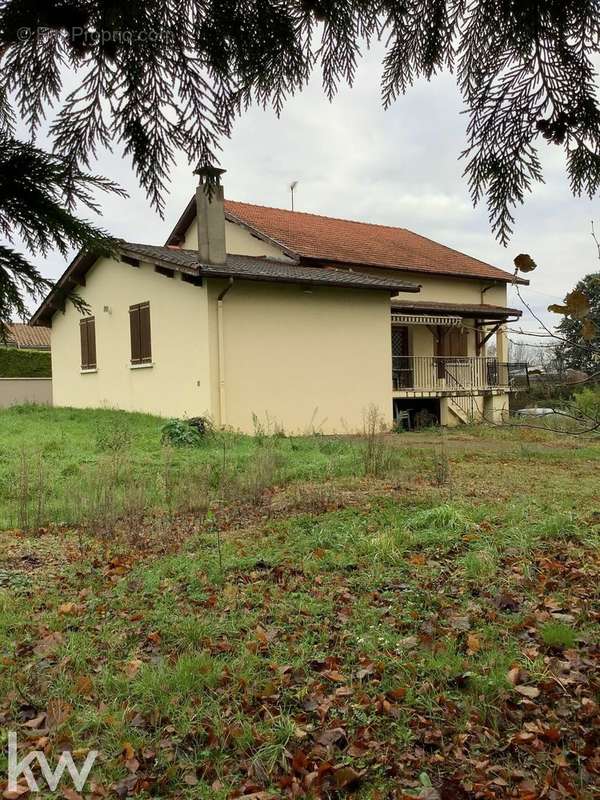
[87,318,97,368]
[139,302,151,362]
[80,319,89,368]
[80,317,96,369]
[130,304,141,364]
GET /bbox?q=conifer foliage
[1,1,600,324]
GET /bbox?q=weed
[539,621,577,649]
[460,547,498,582]
[360,405,391,477]
[14,448,47,533]
[225,445,284,506]
[161,418,204,447]
[433,426,451,486]
[96,416,133,453]
[406,503,471,533]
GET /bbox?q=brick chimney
[194,164,226,265]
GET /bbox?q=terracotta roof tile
[222,200,518,283]
[6,323,51,349]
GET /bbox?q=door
[391,326,412,389]
[437,327,468,358]
[437,326,469,388]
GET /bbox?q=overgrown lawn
[0,407,599,798]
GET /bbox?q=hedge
[0,348,51,378]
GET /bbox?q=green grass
[0,407,599,797]
[539,621,578,649]
[0,405,375,528]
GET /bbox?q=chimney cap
[194,163,227,184]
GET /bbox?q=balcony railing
[392,357,527,392]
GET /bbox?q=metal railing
[392,356,524,392]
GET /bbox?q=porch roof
[391,300,522,320]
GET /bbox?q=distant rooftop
[4,322,50,349]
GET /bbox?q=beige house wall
[51,256,213,418]
[409,325,434,358]
[363,267,508,307]
[50,256,394,432]
[183,219,295,261]
[186,217,512,363]
[206,280,393,434]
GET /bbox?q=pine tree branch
[0,135,122,325]
[0,0,599,239]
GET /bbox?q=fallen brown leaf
[46,699,72,729]
[515,685,540,699]
[334,766,363,790]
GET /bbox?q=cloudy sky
[27,44,600,342]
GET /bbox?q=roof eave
[119,245,199,276]
[30,242,421,327]
[301,256,526,286]
[200,265,420,294]
[391,303,522,320]
[165,197,196,246]
[30,249,99,327]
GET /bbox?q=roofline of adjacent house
[164,196,529,286]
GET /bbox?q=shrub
[161,418,204,447]
[188,416,214,436]
[0,348,51,377]
[573,386,600,421]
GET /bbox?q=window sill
[80,368,97,374]
[130,362,154,370]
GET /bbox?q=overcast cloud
[27,45,599,342]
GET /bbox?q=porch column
[495,324,508,362]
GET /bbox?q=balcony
[392,356,527,394]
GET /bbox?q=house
[3,323,50,351]
[31,168,524,433]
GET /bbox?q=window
[129,302,152,364]
[80,317,96,370]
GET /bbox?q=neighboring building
[31,169,524,433]
[3,323,50,350]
